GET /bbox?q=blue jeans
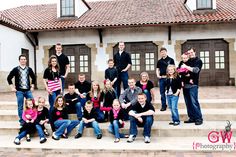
[159,78,167,108]
[108,120,125,138]
[129,115,153,137]
[35,124,46,139]
[79,97,87,108]
[78,120,102,136]
[94,107,105,122]
[143,89,152,103]
[183,86,203,122]
[16,90,33,124]
[16,130,27,140]
[54,120,80,137]
[48,90,61,114]
[60,76,65,94]
[167,95,180,122]
[117,71,129,97]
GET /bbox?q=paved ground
[0,86,236,102]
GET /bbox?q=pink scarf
[113,108,120,119]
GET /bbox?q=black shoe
[97,134,102,139]
[74,133,82,139]
[169,122,174,125]
[184,119,195,123]
[160,107,166,111]
[195,121,203,125]
[40,138,47,144]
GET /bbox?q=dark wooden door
[182,39,229,86]
[113,42,158,86]
[49,44,91,86]
[21,48,29,66]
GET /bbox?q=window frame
[196,0,213,10]
[60,0,75,17]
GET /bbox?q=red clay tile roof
[0,0,236,32]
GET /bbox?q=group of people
[7,41,203,145]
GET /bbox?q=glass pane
[215,63,219,69]
[220,51,224,57]
[215,51,219,56]
[131,54,135,59]
[84,55,88,60]
[136,66,140,71]
[146,60,149,64]
[132,60,136,65]
[220,57,224,63]
[205,64,209,69]
[215,57,219,62]
[200,51,204,57]
[70,62,75,67]
[150,53,154,58]
[62,9,66,16]
[205,51,209,57]
[80,67,84,72]
[80,62,84,66]
[84,61,88,66]
[221,63,225,69]
[205,58,209,63]
[132,66,135,71]
[150,59,154,64]
[84,67,88,72]
[136,60,140,65]
[150,65,155,70]
[136,54,140,59]
[146,65,149,71]
[71,56,75,61]
[145,53,149,58]
[80,56,83,60]
[71,68,75,73]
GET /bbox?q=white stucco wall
[0,25,34,71]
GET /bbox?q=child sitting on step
[36,97,50,137]
[108,99,128,143]
[100,79,117,121]
[51,95,80,140]
[14,98,46,145]
[75,100,102,139]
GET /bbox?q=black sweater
[109,109,125,124]
[165,76,182,95]
[36,107,49,124]
[51,107,68,123]
[101,90,117,108]
[7,66,36,91]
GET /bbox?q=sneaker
[61,133,68,139]
[114,138,120,143]
[74,133,82,139]
[40,138,47,144]
[97,134,102,139]
[14,138,20,145]
[26,134,31,142]
[173,122,180,126]
[44,129,49,136]
[144,136,151,143]
[127,135,135,143]
[52,132,60,140]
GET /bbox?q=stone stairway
[0,94,236,155]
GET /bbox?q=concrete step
[1,99,236,110]
[0,121,235,137]
[0,134,236,154]
[1,108,236,121]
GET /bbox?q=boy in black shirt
[75,101,102,139]
[64,84,82,120]
[127,93,155,143]
[105,59,118,92]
